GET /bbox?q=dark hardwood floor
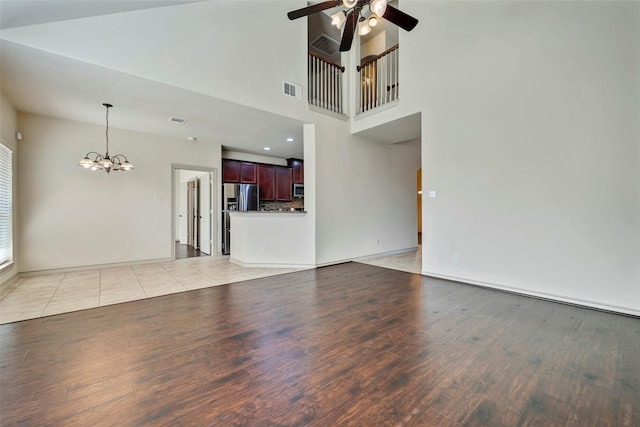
[175,242,209,260]
[1,263,638,426]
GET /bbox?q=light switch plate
[428,191,437,198]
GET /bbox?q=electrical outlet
[452,252,459,263]
[376,238,380,245]
[262,244,268,252]
[126,243,132,251]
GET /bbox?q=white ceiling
[0,0,205,30]
[0,0,420,158]
[0,0,306,159]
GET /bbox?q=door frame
[171,164,217,260]
[187,178,199,248]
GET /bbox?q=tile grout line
[159,263,189,291]
[130,266,149,298]
[40,273,67,318]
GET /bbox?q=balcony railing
[357,44,399,114]
[308,52,345,115]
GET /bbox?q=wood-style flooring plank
[1,262,638,426]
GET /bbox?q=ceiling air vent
[283,81,302,100]
[169,117,186,124]
[310,33,340,58]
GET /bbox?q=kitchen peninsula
[229,210,314,268]
[223,156,314,268]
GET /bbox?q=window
[0,141,12,267]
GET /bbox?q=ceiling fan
[287,0,418,52]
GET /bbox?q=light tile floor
[356,247,422,275]
[0,248,422,324]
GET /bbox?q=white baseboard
[422,270,640,317]
[228,258,315,270]
[19,258,173,277]
[315,247,419,268]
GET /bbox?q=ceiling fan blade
[287,0,342,20]
[382,5,419,32]
[339,11,359,52]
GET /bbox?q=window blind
[0,142,12,266]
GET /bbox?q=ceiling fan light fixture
[369,0,387,17]
[342,0,357,8]
[368,15,378,27]
[331,10,346,29]
[358,20,371,36]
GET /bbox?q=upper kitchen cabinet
[275,166,293,201]
[288,159,304,184]
[222,159,241,182]
[241,162,257,183]
[257,164,275,201]
[223,160,258,184]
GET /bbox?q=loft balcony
[307,44,400,118]
[357,44,399,114]
[307,14,400,119]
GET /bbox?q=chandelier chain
[105,104,110,157]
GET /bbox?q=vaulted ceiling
[0,0,306,159]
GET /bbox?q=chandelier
[78,103,134,173]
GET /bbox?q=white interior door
[198,172,212,255]
[179,182,188,244]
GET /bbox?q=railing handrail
[308,51,345,73]
[357,44,399,71]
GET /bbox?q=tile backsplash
[260,200,304,211]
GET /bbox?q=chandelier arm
[111,154,129,162]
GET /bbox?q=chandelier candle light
[78,103,134,173]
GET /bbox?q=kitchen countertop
[230,210,306,214]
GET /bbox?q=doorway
[172,165,216,260]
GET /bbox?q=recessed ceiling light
[287,137,294,142]
[264,147,271,151]
[187,136,198,141]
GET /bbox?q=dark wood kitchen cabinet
[257,164,275,200]
[288,159,304,184]
[222,159,241,183]
[275,166,293,201]
[240,162,257,184]
[223,160,258,184]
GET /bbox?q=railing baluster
[330,63,334,112]
[382,54,387,105]
[309,55,312,106]
[307,52,345,115]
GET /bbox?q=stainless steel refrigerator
[222,183,259,255]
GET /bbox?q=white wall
[222,150,289,166]
[400,0,639,313]
[314,112,421,264]
[0,93,19,283]
[361,32,386,59]
[17,113,220,271]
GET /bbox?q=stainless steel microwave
[293,183,304,198]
